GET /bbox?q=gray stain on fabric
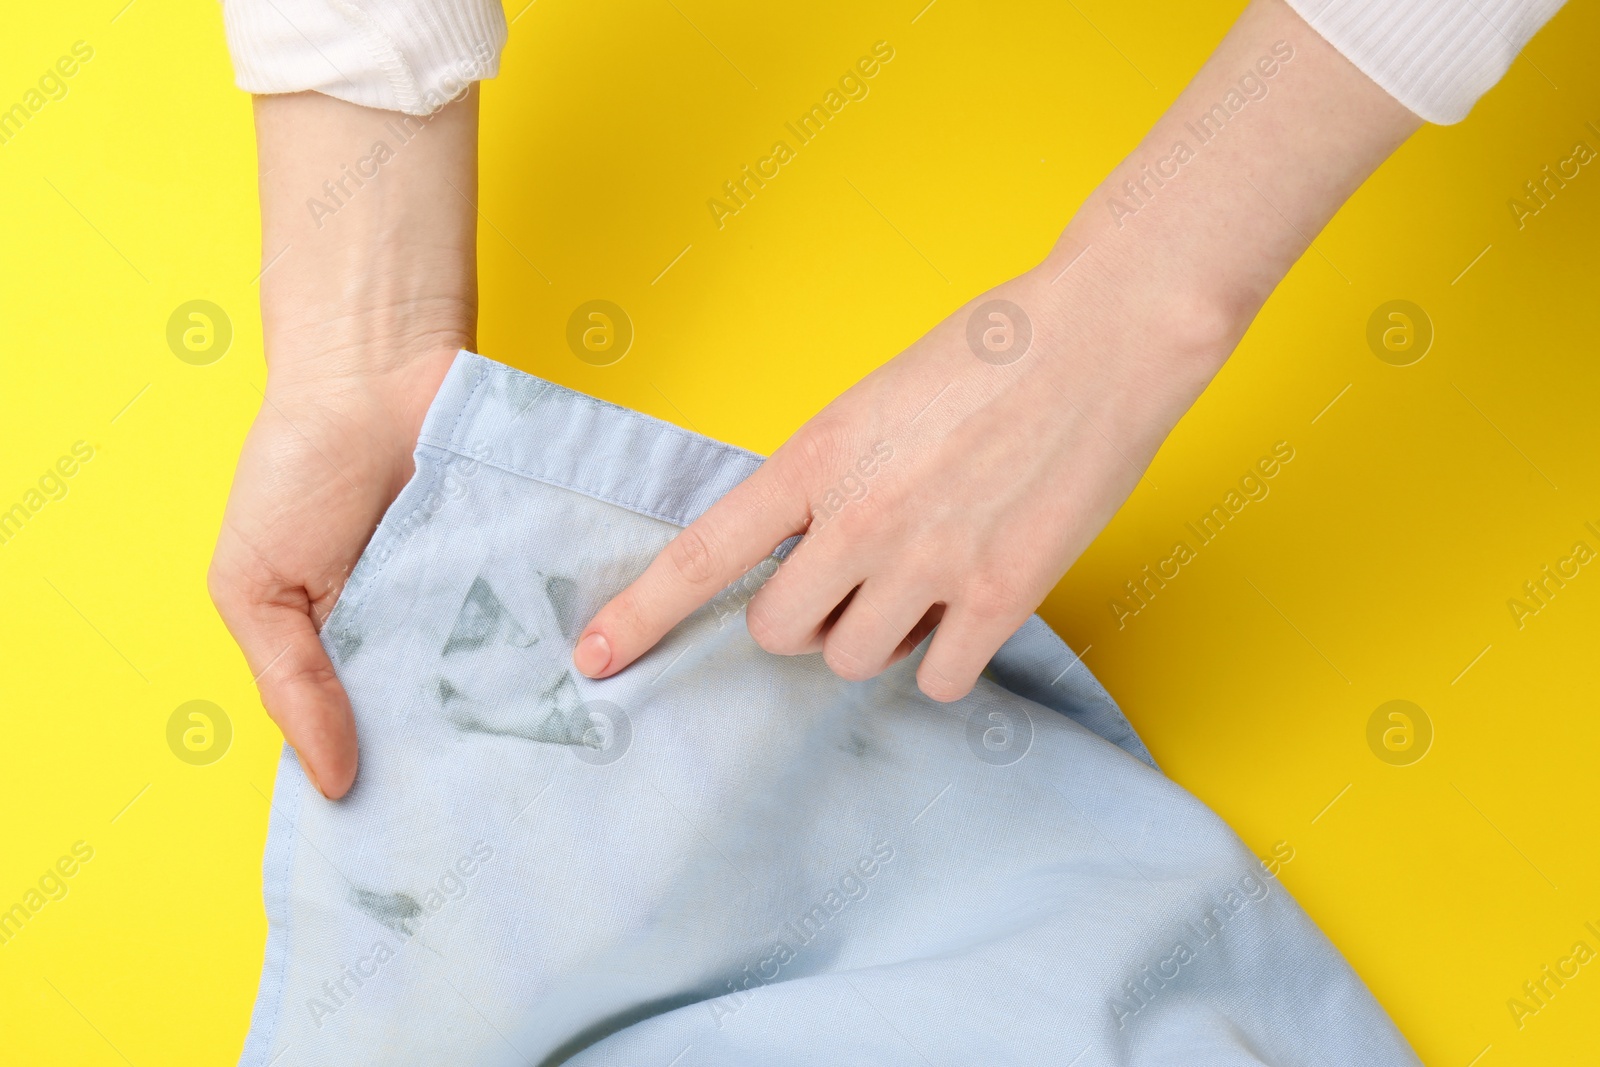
[436,678,464,706]
[841,730,875,759]
[503,374,553,425]
[446,671,602,749]
[324,622,363,664]
[443,576,537,656]
[349,887,423,937]
[545,575,582,639]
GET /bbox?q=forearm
[571,1,1423,698]
[252,89,480,391]
[213,90,485,799]
[1047,0,1421,359]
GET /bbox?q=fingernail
[574,632,611,677]
[298,754,326,798]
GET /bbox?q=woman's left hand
[572,237,1233,701]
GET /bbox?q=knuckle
[664,525,722,588]
[917,666,972,703]
[205,561,250,621]
[784,420,848,478]
[205,561,229,609]
[600,590,644,640]
[256,649,340,719]
[746,604,805,656]
[824,497,877,537]
[963,575,1027,624]
[823,640,880,683]
[747,464,806,521]
[295,654,341,690]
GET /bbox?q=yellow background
[2,0,1596,1062]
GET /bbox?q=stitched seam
[415,441,719,529]
[321,445,455,637]
[459,357,766,468]
[326,0,423,112]
[443,356,491,451]
[416,359,765,527]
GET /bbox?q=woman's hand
[575,0,1419,699]
[209,362,454,796]
[208,90,479,798]
[571,243,1232,700]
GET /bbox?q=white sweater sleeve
[222,0,507,116]
[222,0,1562,124]
[1282,0,1566,123]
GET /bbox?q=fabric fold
[240,351,1417,1067]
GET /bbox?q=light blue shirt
[240,352,1417,1065]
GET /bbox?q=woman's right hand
[208,90,480,799]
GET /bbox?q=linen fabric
[239,351,1418,1066]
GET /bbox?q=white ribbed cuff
[223,0,507,116]
[1283,0,1565,123]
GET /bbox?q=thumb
[212,577,359,799]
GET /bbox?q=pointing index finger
[573,464,808,678]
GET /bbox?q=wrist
[1027,0,1420,389]
[252,90,480,391]
[1033,212,1247,384]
